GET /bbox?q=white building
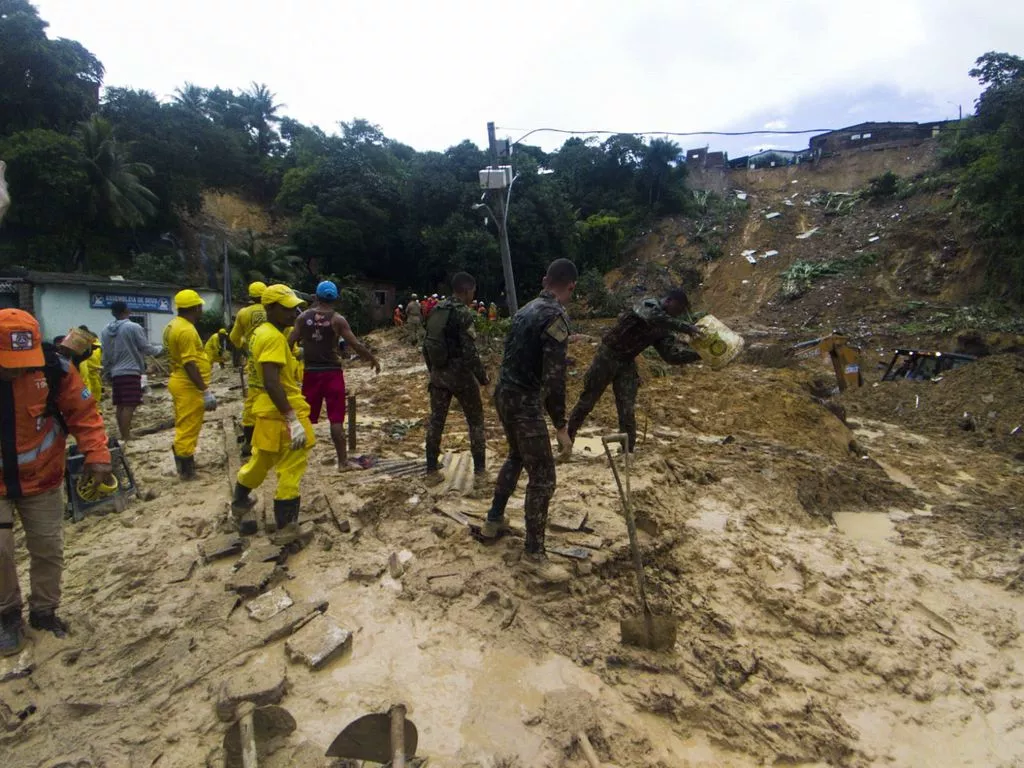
[0,271,223,345]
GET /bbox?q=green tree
[0,0,104,134]
[241,82,285,157]
[78,116,158,229]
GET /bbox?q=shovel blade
[326,712,418,762]
[620,615,678,651]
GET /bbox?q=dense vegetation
[946,52,1024,302]
[0,1,690,303]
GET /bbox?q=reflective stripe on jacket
[0,361,111,499]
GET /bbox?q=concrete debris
[745,255,758,265]
[226,561,278,597]
[388,550,415,579]
[762,250,779,259]
[285,615,353,670]
[741,249,757,257]
[868,235,881,243]
[246,587,294,622]
[236,543,285,568]
[796,227,820,240]
[258,599,329,646]
[765,212,781,220]
[199,534,244,563]
[735,191,748,201]
[549,509,588,532]
[215,658,288,722]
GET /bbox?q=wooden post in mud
[347,396,357,452]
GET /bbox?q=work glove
[203,391,218,411]
[286,412,308,450]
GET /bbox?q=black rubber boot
[231,483,257,536]
[472,451,486,475]
[0,609,24,657]
[273,498,299,530]
[177,455,197,481]
[29,609,69,639]
[240,426,254,459]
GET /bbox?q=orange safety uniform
[0,357,111,499]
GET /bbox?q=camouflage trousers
[568,344,640,450]
[490,385,555,554]
[425,375,486,472]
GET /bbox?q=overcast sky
[33,0,1024,156]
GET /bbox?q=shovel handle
[390,704,407,768]
[577,731,602,768]
[237,701,259,768]
[602,436,651,616]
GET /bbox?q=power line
[499,126,839,146]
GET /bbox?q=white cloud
[763,120,788,131]
[31,0,1024,151]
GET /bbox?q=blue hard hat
[316,280,339,300]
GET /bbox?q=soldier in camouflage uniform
[483,259,578,584]
[568,288,700,451]
[423,272,489,476]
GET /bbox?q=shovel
[223,702,297,768]
[602,434,678,651]
[326,703,417,767]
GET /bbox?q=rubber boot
[177,454,196,481]
[240,426,254,459]
[472,450,486,475]
[481,492,511,540]
[231,483,257,536]
[270,498,305,547]
[0,609,24,657]
[29,609,69,639]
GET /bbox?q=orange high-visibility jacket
[0,358,111,499]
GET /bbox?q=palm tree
[78,116,158,229]
[172,82,207,115]
[241,82,285,156]
[231,231,303,286]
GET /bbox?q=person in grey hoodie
[101,302,162,440]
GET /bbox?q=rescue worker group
[1,257,705,655]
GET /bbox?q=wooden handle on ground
[390,704,407,768]
[237,701,258,768]
[578,731,602,768]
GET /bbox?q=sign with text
[89,292,173,314]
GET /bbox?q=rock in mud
[226,561,279,597]
[0,645,35,683]
[285,615,352,670]
[199,534,244,563]
[215,657,288,721]
[246,587,294,622]
[259,599,329,645]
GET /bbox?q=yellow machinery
[790,333,863,393]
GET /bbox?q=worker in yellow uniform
[231,285,312,537]
[163,290,216,479]
[229,282,268,458]
[204,328,230,368]
[78,329,103,401]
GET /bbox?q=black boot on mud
[29,609,69,639]
[518,552,570,585]
[240,426,254,459]
[0,609,24,657]
[231,483,258,536]
[175,453,197,481]
[270,498,308,547]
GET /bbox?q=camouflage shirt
[498,290,570,428]
[422,298,487,386]
[601,298,699,364]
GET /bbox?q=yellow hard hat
[248,281,267,299]
[261,284,305,309]
[218,328,227,335]
[174,289,204,309]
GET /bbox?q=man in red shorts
[291,281,380,467]
[100,301,162,440]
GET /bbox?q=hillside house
[810,121,954,158]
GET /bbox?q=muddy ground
[2,329,1023,768]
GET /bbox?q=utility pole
[487,121,518,314]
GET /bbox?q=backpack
[423,305,461,369]
[41,343,69,434]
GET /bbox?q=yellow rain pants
[236,416,314,500]
[169,374,205,458]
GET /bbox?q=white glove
[203,391,217,411]
[286,413,307,450]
